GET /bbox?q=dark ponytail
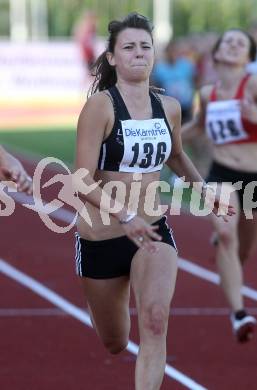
[89,51,117,96]
[88,12,153,96]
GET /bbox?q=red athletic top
[209,74,257,144]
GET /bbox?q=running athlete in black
[76,85,178,278]
[74,13,234,389]
[182,28,257,343]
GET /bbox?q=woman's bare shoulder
[80,90,113,115]
[157,94,181,117]
[199,84,214,103]
[77,90,115,140]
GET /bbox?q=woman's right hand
[120,215,162,253]
[0,150,33,195]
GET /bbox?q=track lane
[1,154,257,389]
[1,203,206,389]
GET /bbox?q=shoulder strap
[108,86,131,120]
[149,90,166,117]
[235,74,251,99]
[209,86,217,102]
[149,91,173,134]
[108,86,172,122]
[209,74,251,102]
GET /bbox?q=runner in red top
[182,28,257,342]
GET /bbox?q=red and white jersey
[205,74,257,145]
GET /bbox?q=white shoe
[230,314,256,343]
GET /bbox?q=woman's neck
[116,79,150,106]
[215,64,246,89]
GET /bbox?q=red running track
[0,156,257,390]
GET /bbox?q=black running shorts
[75,216,177,279]
[206,161,257,211]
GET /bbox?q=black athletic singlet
[97,86,173,173]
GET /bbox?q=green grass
[0,128,76,164]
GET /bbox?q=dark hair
[212,28,257,63]
[89,12,153,96]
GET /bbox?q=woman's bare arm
[74,92,162,250]
[75,92,130,220]
[181,85,211,142]
[164,97,205,186]
[242,75,257,123]
[162,95,235,220]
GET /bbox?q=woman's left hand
[203,185,236,222]
[212,199,236,222]
[120,215,162,253]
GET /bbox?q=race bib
[119,118,172,173]
[205,100,248,145]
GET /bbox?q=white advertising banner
[0,41,97,128]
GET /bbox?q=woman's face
[214,30,251,67]
[107,27,154,82]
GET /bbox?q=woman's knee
[141,302,169,337]
[102,336,128,355]
[217,228,237,248]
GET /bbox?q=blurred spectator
[151,39,197,123]
[74,10,98,69]
[184,33,218,177]
[190,33,218,86]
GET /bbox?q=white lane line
[0,308,67,316]
[2,307,257,318]
[12,192,257,303]
[178,258,257,302]
[130,307,257,316]
[0,258,207,390]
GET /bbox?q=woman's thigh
[80,276,130,343]
[238,210,257,263]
